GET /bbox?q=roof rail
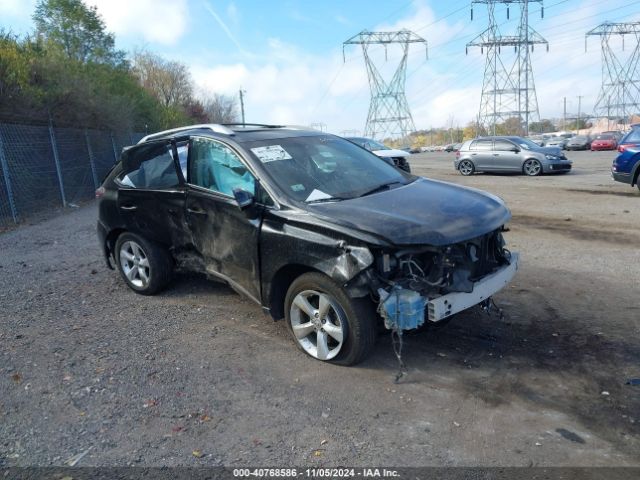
[222,123,284,129]
[137,124,235,144]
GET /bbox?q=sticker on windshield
[291,184,305,192]
[305,189,332,202]
[251,145,292,163]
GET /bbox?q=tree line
[0,0,238,132]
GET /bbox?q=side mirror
[511,147,520,153]
[364,142,373,152]
[233,188,254,210]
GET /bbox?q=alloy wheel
[459,160,474,175]
[523,159,542,176]
[119,240,150,288]
[289,290,345,361]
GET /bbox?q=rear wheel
[523,159,542,176]
[115,232,173,295]
[458,160,475,176]
[285,272,376,365]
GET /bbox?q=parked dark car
[97,124,519,365]
[612,124,640,192]
[454,136,572,176]
[565,135,591,150]
[444,143,462,152]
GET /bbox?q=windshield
[245,135,410,203]
[515,138,540,150]
[595,135,613,140]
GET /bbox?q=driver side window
[189,137,255,197]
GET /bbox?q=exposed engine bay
[370,228,515,331]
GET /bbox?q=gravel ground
[1,149,639,467]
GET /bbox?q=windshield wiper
[307,196,349,204]
[358,181,404,198]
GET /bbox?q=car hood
[307,177,511,246]
[373,148,410,158]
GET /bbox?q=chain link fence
[0,122,144,227]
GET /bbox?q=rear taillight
[95,187,105,199]
[455,150,460,158]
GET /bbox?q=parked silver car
[544,136,570,150]
[454,136,572,176]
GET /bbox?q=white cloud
[190,34,372,132]
[82,0,188,45]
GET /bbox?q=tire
[522,158,542,176]
[285,272,376,366]
[115,232,173,295]
[458,159,475,176]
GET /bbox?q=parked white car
[345,137,411,172]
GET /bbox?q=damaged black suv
[97,124,519,365]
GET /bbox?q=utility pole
[467,1,548,136]
[239,88,246,125]
[563,97,567,130]
[343,30,428,140]
[576,95,583,134]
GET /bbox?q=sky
[1,0,640,135]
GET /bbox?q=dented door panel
[186,187,261,302]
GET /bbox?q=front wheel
[523,159,542,176]
[458,159,475,176]
[285,272,376,365]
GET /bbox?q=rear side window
[470,140,493,151]
[119,142,179,189]
[623,128,640,144]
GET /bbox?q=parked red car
[591,134,617,151]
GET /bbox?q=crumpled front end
[368,228,518,331]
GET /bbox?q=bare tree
[132,50,193,108]
[203,93,239,123]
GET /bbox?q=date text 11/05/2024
[232,468,400,477]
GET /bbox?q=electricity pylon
[343,30,427,140]
[467,1,548,136]
[586,22,640,128]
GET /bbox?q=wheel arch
[268,264,322,320]
[104,227,127,269]
[631,156,640,186]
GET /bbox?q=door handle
[187,207,207,215]
[120,204,137,211]
[493,154,500,156]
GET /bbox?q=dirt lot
[1,150,638,468]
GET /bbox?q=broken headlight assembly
[374,229,512,331]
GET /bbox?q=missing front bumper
[427,252,519,322]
